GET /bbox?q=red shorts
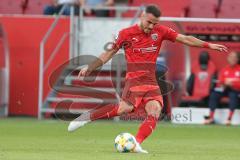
[121,78,163,109]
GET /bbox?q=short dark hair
[145,4,161,18]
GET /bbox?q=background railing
[0,23,9,117]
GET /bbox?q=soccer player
[68,5,228,153]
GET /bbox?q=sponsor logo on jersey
[133,46,158,53]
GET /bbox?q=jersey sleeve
[113,30,126,50]
[162,26,178,42]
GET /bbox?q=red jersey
[218,64,240,91]
[114,24,178,81]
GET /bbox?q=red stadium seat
[187,0,218,18]
[218,0,240,18]
[24,0,52,15]
[0,0,52,15]
[180,52,217,107]
[190,61,216,98]
[0,0,23,14]
[122,0,191,17]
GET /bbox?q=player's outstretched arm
[78,48,119,78]
[175,34,228,52]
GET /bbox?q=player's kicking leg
[68,100,133,132]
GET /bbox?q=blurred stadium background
[0,0,240,160]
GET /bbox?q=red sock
[90,104,119,121]
[209,111,215,119]
[135,115,157,144]
[227,111,234,120]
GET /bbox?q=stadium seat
[180,52,217,107]
[0,0,53,15]
[122,0,191,17]
[0,0,23,14]
[24,0,52,15]
[187,0,218,18]
[218,0,240,18]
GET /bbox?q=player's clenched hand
[209,43,228,52]
[78,66,92,78]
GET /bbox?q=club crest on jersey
[151,33,158,41]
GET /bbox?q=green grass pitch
[0,118,240,160]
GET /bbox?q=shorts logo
[151,33,158,41]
